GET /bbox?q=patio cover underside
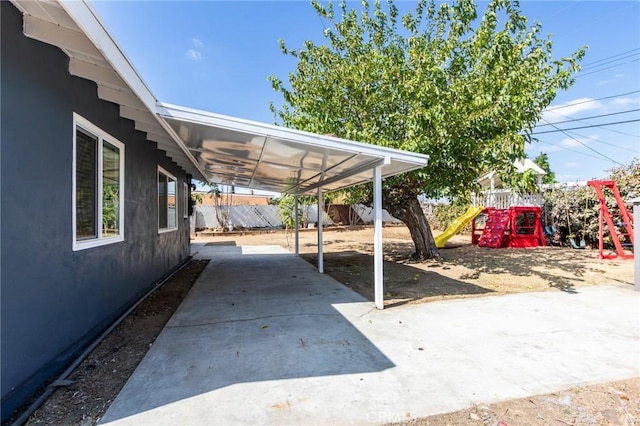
[158,103,428,195]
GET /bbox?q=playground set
[433,205,546,249]
[587,179,634,260]
[433,177,634,259]
[473,206,546,248]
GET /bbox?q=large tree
[269,0,584,260]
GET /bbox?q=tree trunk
[385,196,442,262]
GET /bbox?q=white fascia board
[157,102,430,168]
[59,1,207,181]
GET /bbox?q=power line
[580,54,640,72]
[580,49,640,70]
[544,90,640,112]
[563,130,639,154]
[531,119,640,135]
[538,0,579,23]
[536,140,613,162]
[576,58,640,79]
[538,108,640,127]
[540,107,639,138]
[559,2,638,40]
[537,119,624,165]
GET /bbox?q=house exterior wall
[1,3,191,420]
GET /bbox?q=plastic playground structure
[433,165,634,258]
[434,205,546,249]
[434,160,548,249]
[434,206,484,248]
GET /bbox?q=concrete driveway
[101,245,640,425]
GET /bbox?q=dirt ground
[389,378,640,426]
[18,225,637,425]
[216,225,634,306]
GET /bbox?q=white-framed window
[158,166,178,232]
[183,182,189,219]
[73,113,125,251]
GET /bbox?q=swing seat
[544,225,554,236]
[569,238,586,250]
[543,223,558,236]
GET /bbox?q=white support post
[633,198,639,291]
[317,187,324,274]
[294,195,299,257]
[373,165,384,310]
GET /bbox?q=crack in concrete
[166,312,343,329]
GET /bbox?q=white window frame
[158,166,178,233]
[72,113,125,251]
[183,181,189,219]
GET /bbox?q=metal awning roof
[158,103,428,194]
[11,0,429,192]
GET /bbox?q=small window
[158,167,177,232]
[73,114,125,250]
[183,182,189,219]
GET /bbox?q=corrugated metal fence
[193,204,400,230]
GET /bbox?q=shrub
[541,159,638,248]
[429,203,473,232]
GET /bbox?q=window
[158,167,177,232]
[183,182,189,219]
[73,113,125,250]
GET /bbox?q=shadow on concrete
[100,248,394,423]
[301,251,493,306]
[205,240,237,246]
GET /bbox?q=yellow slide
[434,206,485,248]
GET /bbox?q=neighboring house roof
[477,159,546,188]
[10,0,429,194]
[513,159,546,176]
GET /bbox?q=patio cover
[10,0,430,309]
[157,103,428,195]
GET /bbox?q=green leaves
[269,0,584,203]
[533,153,556,184]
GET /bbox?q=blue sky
[92,1,639,186]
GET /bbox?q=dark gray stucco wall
[1,3,191,420]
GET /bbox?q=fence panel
[473,190,543,209]
[194,204,402,230]
[305,205,334,226]
[353,204,402,224]
[194,205,284,230]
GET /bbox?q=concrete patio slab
[101,245,640,425]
